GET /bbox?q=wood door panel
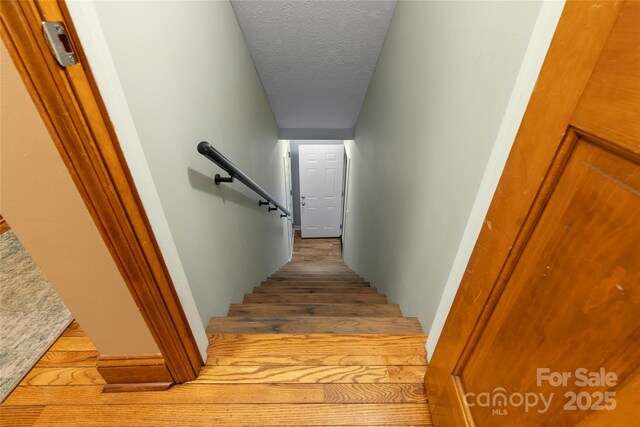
[459,135,640,426]
[427,2,639,425]
[426,3,627,424]
[572,1,640,154]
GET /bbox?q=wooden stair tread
[205,354,427,366]
[275,273,356,276]
[227,303,403,317]
[243,293,387,304]
[207,317,423,334]
[194,365,427,384]
[254,286,378,294]
[261,280,371,287]
[276,270,356,275]
[268,276,365,281]
[206,334,427,357]
[276,270,355,273]
[275,267,356,270]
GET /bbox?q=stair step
[207,317,423,334]
[277,269,354,274]
[254,286,378,294]
[282,261,346,265]
[276,267,356,274]
[194,364,427,384]
[279,264,354,273]
[268,276,365,282]
[206,334,428,359]
[228,304,403,317]
[261,281,370,287]
[276,269,354,274]
[271,272,362,281]
[206,353,426,367]
[244,293,387,304]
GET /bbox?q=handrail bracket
[214,173,234,185]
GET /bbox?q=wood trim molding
[97,354,174,393]
[425,1,626,425]
[0,215,9,235]
[0,0,203,384]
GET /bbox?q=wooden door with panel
[427,2,640,425]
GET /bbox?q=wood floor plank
[34,351,98,368]
[34,403,431,426]
[195,365,425,384]
[207,334,427,357]
[47,337,97,352]
[207,317,423,334]
[60,322,85,337]
[388,365,428,383]
[20,368,105,386]
[254,286,378,293]
[227,303,402,317]
[323,383,427,404]
[2,384,426,406]
[0,405,44,427]
[3,384,321,405]
[244,293,387,304]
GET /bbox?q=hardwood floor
[0,231,431,425]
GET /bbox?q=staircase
[203,233,431,425]
[208,263,424,334]
[209,230,424,336]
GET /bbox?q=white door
[299,144,345,238]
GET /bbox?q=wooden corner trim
[0,0,203,383]
[102,383,173,393]
[97,353,174,392]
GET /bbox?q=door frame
[425,1,626,425]
[283,146,294,260]
[341,154,351,254]
[1,0,203,386]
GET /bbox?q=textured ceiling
[231,0,396,138]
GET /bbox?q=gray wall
[91,1,290,327]
[290,140,344,227]
[343,1,544,333]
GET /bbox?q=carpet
[0,230,73,402]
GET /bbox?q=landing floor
[0,232,431,426]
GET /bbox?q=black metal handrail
[197,141,291,217]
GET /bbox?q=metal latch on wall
[42,21,78,67]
